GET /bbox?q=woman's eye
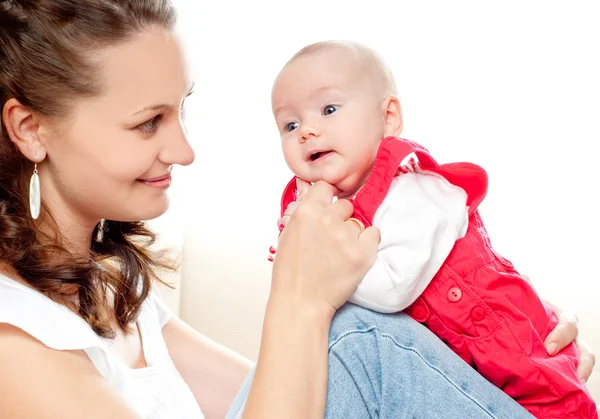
[285,121,299,132]
[323,105,339,115]
[137,115,163,134]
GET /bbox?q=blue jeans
[227,304,534,418]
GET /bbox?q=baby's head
[272,41,402,196]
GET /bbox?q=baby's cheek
[282,148,305,175]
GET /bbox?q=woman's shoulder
[0,272,174,352]
[145,285,174,328]
[0,319,140,419]
[0,273,103,351]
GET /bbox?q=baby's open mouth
[309,150,333,162]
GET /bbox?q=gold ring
[347,217,365,233]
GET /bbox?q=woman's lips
[137,174,172,189]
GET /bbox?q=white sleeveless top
[0,274,204,418]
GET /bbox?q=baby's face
[272,49,386,196]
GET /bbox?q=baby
[270,41,596,418]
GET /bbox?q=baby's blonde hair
[286,40,398,98]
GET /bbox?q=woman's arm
[242,180,380,418]
[242,294,333,418]
[161,316,253,419]
[159,178,379,419]
[0,323,139,419]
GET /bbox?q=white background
[156,0,599,400]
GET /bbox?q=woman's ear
[2,98,47,162]
[382,95,403,138]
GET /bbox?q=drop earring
[29,154,41,220]
[96,218,106,243]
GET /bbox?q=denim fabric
[226,304,533,419]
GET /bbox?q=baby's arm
[349,172,469,313]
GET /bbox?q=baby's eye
[323,105,339,116]
[285,121,299,132]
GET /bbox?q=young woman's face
[40,27,194,228]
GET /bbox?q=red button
[412,306,429,322]
[407,299,430,322]
[413,306,425,318]
[447,287,462,302]
[471,307,486,321]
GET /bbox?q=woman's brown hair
[0,0,178,338]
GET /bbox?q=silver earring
[29,157,41,220]
[96,218,106,243]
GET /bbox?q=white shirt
[0,274,204,419]
[349,170,469,312]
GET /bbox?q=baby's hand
[268,179,311,262]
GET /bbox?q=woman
[0,1,594,418]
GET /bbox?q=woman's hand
[543,301,595,383]
[271,179,380,317]
[244,179,380,419]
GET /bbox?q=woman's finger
[575,339,596,382]
[358,226,380,253]
[302,180,338,207]
[544,314,579,355]
[344,217,365,236]
[326,199,354,222]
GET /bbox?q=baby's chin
[333,177,363,199]
[298,168,363,198]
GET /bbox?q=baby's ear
[382,95,403,137]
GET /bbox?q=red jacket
[280,137,597,418]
